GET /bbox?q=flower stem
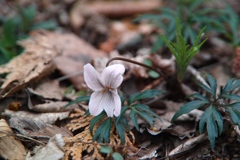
[106,57,166,79]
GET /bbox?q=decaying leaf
[27,80,63,100]
[26,30,106,89]
[4,109,70,126]
[28,124,72,143]
[73,0,162,18]
[64,108,137,160]
[30,101,78,113]
[0,36,59,98]
[26,134,65,160]
[0,119,26,160]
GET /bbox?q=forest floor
[0,0,240,159]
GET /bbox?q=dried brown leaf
[77,0,162,18]
[26,134,65,160]
[0,119,26,160]
[64,109,136,160]
[0,36,59,98]
[28,124,73,143]
[4,109,70,125]
[169,134,207,156]
[27,80,63,100]
[27,30,106,89]
[30,101,78,113]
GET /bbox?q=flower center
[102,86,113,94]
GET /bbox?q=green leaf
[221,94,240,101]
[115,106,129,124]
[206,74,217,97]
[190,93,209,102]
[199,106,223,150]
[228,107,240,126]
[112,152,124,160]
[135,110,155,126]
[133,104,161,120]
[129,109,139,131]
[90,112,106,135]
[148,70,160,78]
[115,121,126,144]
[128,89,165,105]
[198,82,212,95]
[212,106,223,134]
[32,20,56,30]
[221,78,235,93]
[199,107,211,134]
[172,100,209,122]
[64,96,90,108]
[93,118,112,143]
[99,146,112,154]
[207,115,218,150]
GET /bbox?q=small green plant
[172,74,240,149]
[99,146,124,160]
[66,89,164,144]
[91,89,164,144]
[135,0,224,51]
[220,4,240,47]
[0,5,56,65]
[161,18,207,81]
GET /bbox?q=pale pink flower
[84,63,125,117]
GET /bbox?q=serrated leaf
[90,112,106,135]
[99,146,112,154]
[172,100,209,122]
[128,89,165,105]
[112,152,124,160]
[93,118,112,143]
[129,109,139,131]
[133,104,161,120]
[64,96,90,108]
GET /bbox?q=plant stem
[106,57,166,79]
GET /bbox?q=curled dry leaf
[0,119,26,160]
[169,134,207,157]
[26,134,65,160]
[4,109,70,125]
[0,36,59,98]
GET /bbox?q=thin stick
[106,57,166,79]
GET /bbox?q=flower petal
[88,91,104,116]
[84,63,104,91]
[102,64,125,88]
[111,90,121,117]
